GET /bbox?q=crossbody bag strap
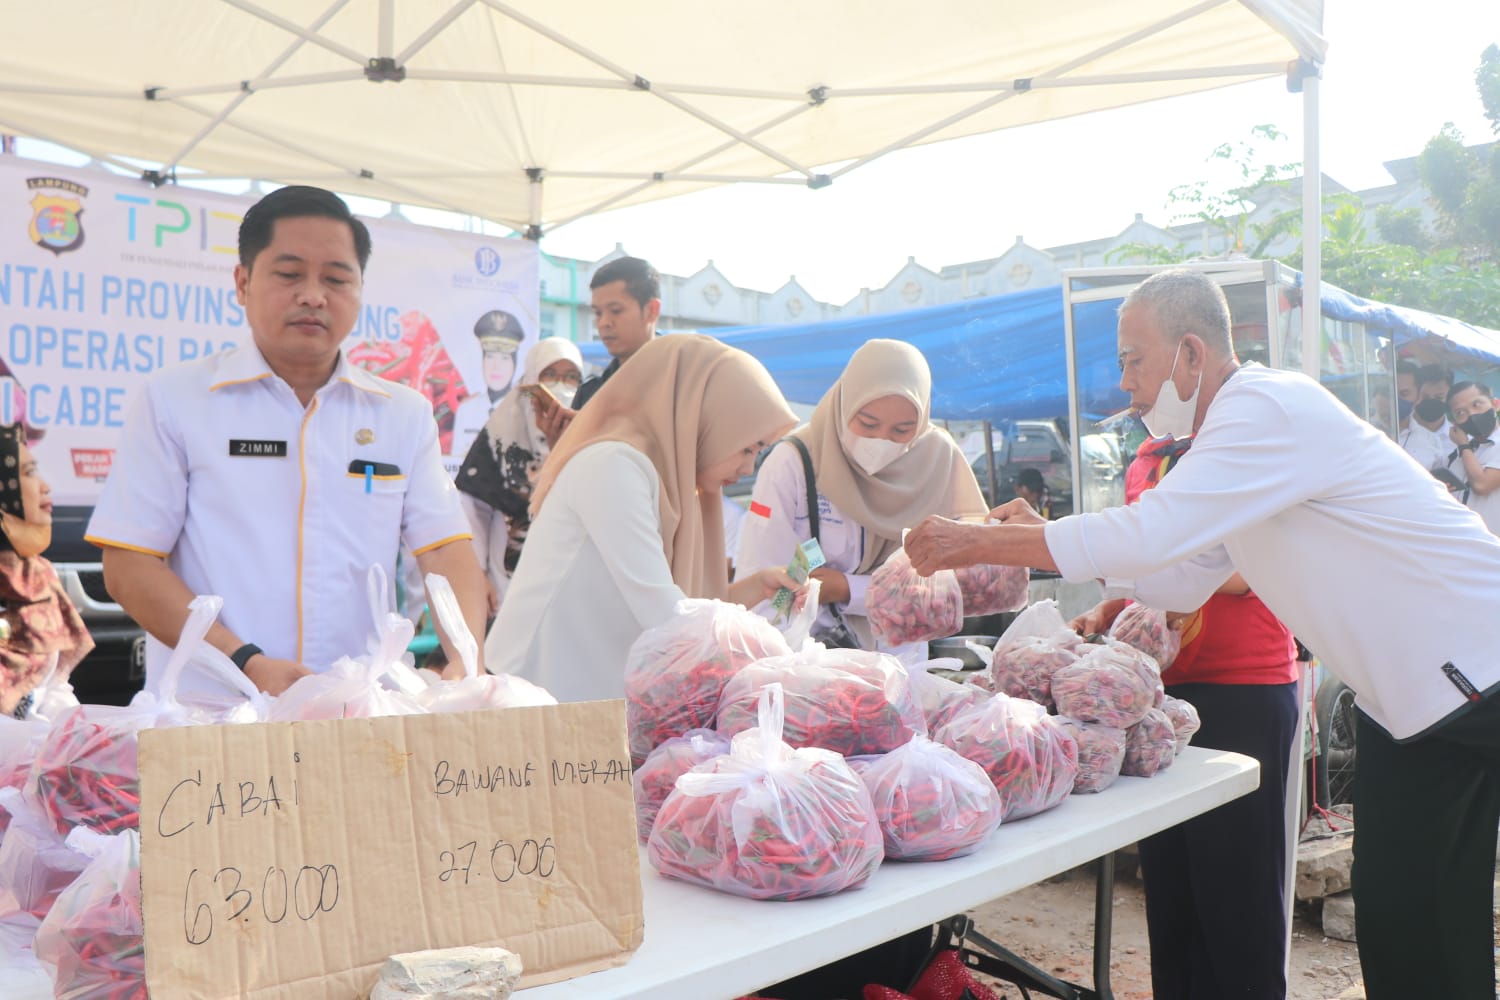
[783,436,820,542]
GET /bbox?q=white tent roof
[0,1,1325,233]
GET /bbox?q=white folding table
[519,746,1259,1000]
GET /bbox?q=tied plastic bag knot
[267,568,429,721]
[416,573,557,713]
[649,682,883,900]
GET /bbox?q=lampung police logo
[26,176,88,256]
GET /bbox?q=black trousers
[1354,697,1500,1000]
[1138,681,1299,1000]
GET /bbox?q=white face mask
[540,380,577,407]
[842,429,908,476]
[1140,340,1203,441]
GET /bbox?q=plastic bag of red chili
[625,599,791,766]
[0,786,88,931]
[33,828,144,1000]
[1161,696,1202,754]
[1100,636,1166,709]
[855,734,1003,860]
[28,598,233,836]
[632,729,732,843]
[981,635,1081,707]
[1122,708,1178,777]
[715,648,926,756]
[1050,642,1158,730]
[1054,717,1128,794]
[909,661,991,735]
[0,717,48,835]
[953,562,1030,617]
[648,683,883,900]
[936,694,1078,821]
[867,547,963,646]
[1107,603,1181,672]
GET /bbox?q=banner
[0,158,539,505]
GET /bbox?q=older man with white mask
[906,268,1500,1000]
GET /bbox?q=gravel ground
[964,860,1367,1000]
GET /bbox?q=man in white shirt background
[1447,380,1500,534]
[905,268,1500,1000]
[1399,363,1455,471]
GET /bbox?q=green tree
[1110,48,1500,327]
[1416,45,1500,263]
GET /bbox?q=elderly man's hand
[989,498,1047,526]
[905,515,986,576]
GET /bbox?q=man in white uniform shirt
[1447,380,1500,534]
[88,186,488,698]
[1398,363,1455,471]
[906,269,1500,1000]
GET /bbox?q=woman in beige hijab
[736,339,986,651]
[484,335,800,702]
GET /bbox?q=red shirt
[1125,440,1297,687]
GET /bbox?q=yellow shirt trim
[295,397,321,663]
[208,373,273,392]
[411,533,474,557]
[84,536,170,559]
[338,375,393,398]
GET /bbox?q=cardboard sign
[138,702,643,998]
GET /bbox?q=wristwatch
[230,643,263,671]
[1459,443,1476,453]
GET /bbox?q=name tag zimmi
[229,439,288,457]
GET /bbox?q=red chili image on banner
[347,311,469,455]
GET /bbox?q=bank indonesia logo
[26,177,88,256]
[474,246,502,277]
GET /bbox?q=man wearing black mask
[1400,364,1455,471]
[1447,380,1500,534]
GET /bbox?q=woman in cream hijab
[455,337,584,610]
[736,338,986,651]
[484,335,800,702]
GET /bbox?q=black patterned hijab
[0,423,24,520]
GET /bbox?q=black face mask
[1414,397,1448,424]
[1460,408,1497,440]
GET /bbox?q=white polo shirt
[87,343,471,699]
[1045,364,1500,742]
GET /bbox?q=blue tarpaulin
[577,280,1500,424]
[578,288,1122,422]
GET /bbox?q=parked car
[45,505,144,706]
[967,419,1125,517]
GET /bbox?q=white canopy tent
[2,5,1320,218]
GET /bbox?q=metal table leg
[1092,853,1116,1000]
